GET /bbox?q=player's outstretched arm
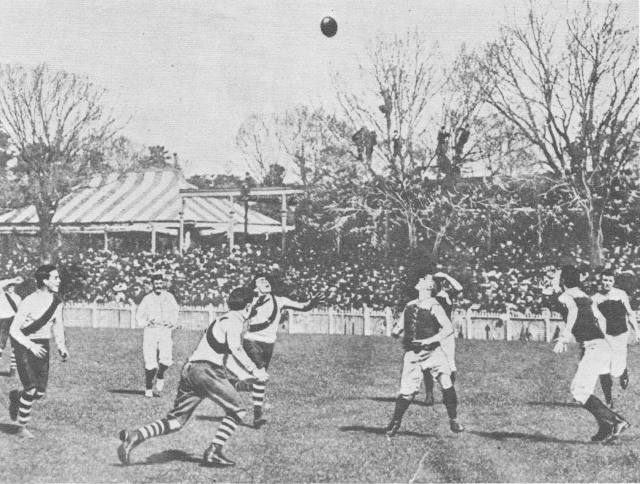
[434,272,463,292]
[282,292,325,312]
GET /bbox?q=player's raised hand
[307,292,325,309]
[553,339,567,354]
[253,368,269,383]
[29,343,46,358]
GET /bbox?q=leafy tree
[476,0,639,265]
[0,63,119,255]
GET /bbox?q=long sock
[157,364,169,380]
[391,395,412,422]
[137,418,176,441]
[10,351,16,370]
[600,374,613,403]
[145,368,157,390]
[423,370,434,393]
[17,390,35,426]
[442,387,458,420]
[212,415,240,448]
[451,371,457,385]
[252,381,266,412]
[582,395,618,426]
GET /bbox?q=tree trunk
[37,217,58,263]
[587,209,604,267]
[407,220,417,252]
[432,225,446,257]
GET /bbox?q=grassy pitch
[0,328,638,483]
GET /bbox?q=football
[321,16,338,38]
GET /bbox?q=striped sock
[212,416,239,447]
[10,351,16,370]
[137,418,173,441]
[252,382,266,410]
[17,391,35,426]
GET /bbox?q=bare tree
[276,106,356,188]
[235,113,285,183]
[0,63,119,255]
[332,30,445,182]
[477,0,639,265]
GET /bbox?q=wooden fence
[59,302,640,343]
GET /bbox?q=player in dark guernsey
[118,287,268,467]
[592,269,638,407]
[422,271,462,405]
[554,265,630,444]
[386,272,464,437]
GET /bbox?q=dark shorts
[0,317,12,349]
[12,338,50,393]
[167,360,246,426]
[242,339,274,370]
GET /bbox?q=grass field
[0,328,639,483]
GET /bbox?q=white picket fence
[58,301,633,343]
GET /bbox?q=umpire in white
[136,274,180,397]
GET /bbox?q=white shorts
[605,331,629,378]
[440,335,456,372]
[399,347,451,397]
[143,326,174,370]
[570,339,611,404]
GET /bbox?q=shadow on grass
[109,389,146,396]
[340,425,435,438]
[471,430,587,445]
[527,401,581,408]
[195,415,255,428]
[0,423,20,435]
[368,396,439,408]
[116,449,202,467]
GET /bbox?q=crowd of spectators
[0,238,638,315]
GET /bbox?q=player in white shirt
[8,265,68,439]
[0,275,24,377]
[118,287,268,467]
[136,274,180,397]
[243,273,323,428]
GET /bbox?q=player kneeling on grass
[554,265,630,444]
[118,286,269,467]
[385,273,464,438]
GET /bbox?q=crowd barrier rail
[61,302,640,342]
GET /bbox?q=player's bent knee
[166,417,182,432]
[571,391,590,405]
[228,410,245,424]
[439,374,453,390]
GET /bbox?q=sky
[0,0,636,177]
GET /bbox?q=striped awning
[0,170,290,234]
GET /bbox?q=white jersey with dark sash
[10,292,65,349]
[244,294,301,344]
[189,310,257,380]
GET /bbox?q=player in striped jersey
[118,286,268,467]
[243,273,323,428]
[592,269,638,408]
[554,265,629,444]
[8,265,68,439]
[385,272,464,437]
[0,276,23,377]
